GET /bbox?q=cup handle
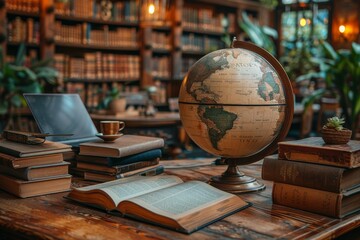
[119,122,125,132]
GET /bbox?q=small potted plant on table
[321,116,352,144]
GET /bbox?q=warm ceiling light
[148,4,155,14]
[299,18,307,27]
[339,25,346,33]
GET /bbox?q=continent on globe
[257,72,281,101]
[197,106,237,150]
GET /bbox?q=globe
[178,41,294,193]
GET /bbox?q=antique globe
[178,40,294,193]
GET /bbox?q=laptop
[24,93,99,146]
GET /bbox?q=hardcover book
[76,149,162,166]
[0,139,72,158]
[0,162,70,181]
[272,182,360,218]
[76,158,159,174]
[278,137,360,168]
[79,135,164,158]
[262,154,360,193]
[0,152,64,169]
[67,175,250,233]
[0,174,72,198]
[83,164,164,182]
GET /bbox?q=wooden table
[0,161,359,239]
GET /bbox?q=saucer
[95,133,123,142]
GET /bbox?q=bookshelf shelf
[182,27,224,36]
[152,48,171,54]
[7,42,39,48]
[55,42,139,52]
[6,10,39,18]
[55,15,138,27]
[65,78,139,83]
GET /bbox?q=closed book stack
[262,137,360,218]
[0,139,73,198]
[74,135,165,182]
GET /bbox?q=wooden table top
[91,112,181,128]
[0,160,359,240]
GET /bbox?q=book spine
[114,158,159,174]
[109,149,162,166]
[278,145,359,168]
[116,140,164,158]
[0,167,29,180]
[272,183,341,218]
[2,131,29,144]
[262,157,344,192]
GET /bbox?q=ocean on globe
[179,47,288,158]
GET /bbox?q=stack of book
[0,139,73,198]
[73,135,165,182]
[262,137,360,218]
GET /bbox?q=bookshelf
[1,0,274,114]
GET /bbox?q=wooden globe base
[209,160,265,193]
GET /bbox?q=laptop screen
[24,94,98,143]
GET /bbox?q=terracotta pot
[108,98,127,114]
[321,127,352,144]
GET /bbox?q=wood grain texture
[0,161,359,239]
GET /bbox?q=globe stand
[209,158,265,193]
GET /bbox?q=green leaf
[15,43,26,66]
[352,42,360,55]
[262,26,278,39]
[10,94,23,107]
[301,88,326,109]
[321,41,338,60]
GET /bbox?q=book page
[125,181,234,219]
[77,175,183,206]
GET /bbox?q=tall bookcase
[1,0,274,112]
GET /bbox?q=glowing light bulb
[339,25,346,33]
[299,18,307,27]
[148,4,155,15]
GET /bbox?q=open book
[67,175,250,234]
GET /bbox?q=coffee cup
[100,121,125,135]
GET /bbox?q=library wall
[1,0,273,131]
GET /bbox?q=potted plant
[297,41,360,139]
[98,87,126,114]
[0,44,59,130]
[321,116,352,144]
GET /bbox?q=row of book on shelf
[181,34,225,52]
[182,7,236,33]
[6,0,39,13]
[262,137,360,218]
[54,52,140,80]
[7,17,40,44]
[54,0,139,22]
[55,22,138,47]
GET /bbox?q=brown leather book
[0,139,72,158]
[0,152,64,169]
[0,162,70,181]
[262,154,360,193]
[0,174,72,198]
[278,137,360,168]
[272,182,360,218]
[79,135,164,158]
